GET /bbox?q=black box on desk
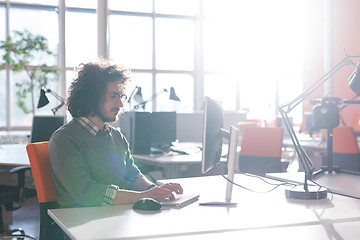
[119,112,151,154]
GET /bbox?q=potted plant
[0,29,59,114]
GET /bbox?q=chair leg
[2,228,36,239]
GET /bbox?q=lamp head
[133,87,144,103]
[169,87,180,102]
[348,61,360,96]
[37,88,50,108]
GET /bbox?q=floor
[2,196,40,240]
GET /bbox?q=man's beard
[99,109,119,123]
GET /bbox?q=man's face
[98,81,126,123]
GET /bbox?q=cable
[215,163,297,194]
[309,179,334,200]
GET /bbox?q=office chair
[238,127,285,176]
[350,112,360,136]
[0,166,35,239]
[333,126,360,171]
[26,141,64,240]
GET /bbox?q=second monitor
[150,111,177,149]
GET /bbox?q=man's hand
[143,183,183,200]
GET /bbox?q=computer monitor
[150,112,177,148]
[30,115,65,143]
[201,97,239,205]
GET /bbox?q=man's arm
[112,176,183,205]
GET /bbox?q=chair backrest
[240,127,284,157]
[333,126,359,154]
[238,127,284,176]
[26,141,56,203]
[350,112,360,133]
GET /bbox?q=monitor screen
[201,97,224,174]
[30,116,65,143]
[200,97,239,205]
[150,112,177,147]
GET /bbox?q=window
[1,0,305,130]
[109,2,199,112]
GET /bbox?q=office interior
[1,0,360,239]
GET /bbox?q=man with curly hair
[49,59,182,208]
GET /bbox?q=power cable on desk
[309,179,334,201]
[216,163,297,193]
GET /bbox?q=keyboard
[160,194,200,209]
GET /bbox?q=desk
[48,174,360,240]
[0,144,29,166]
[133,143,203,179]
[133,142,221,179]
[283,136,327,172]
[267,171,360,199]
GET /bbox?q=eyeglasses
[108,93,127,103]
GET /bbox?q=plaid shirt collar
[76,117,110,136]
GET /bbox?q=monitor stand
[199,125,239,207]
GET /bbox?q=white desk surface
[0,143,29,166]
[267,171,360,199]
[48,174,360,240]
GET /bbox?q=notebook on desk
[160,194,200,208]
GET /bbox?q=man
[49,59,183,208]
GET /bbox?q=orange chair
[26,142,64,240]
[350,112,360,135]
[332,126,360,171]
[238,127,285,176]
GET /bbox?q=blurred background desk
[133,142,207,179]
[48,174,360,240]
[0,144,29,167]
[282,135,326,172]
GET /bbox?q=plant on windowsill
[0,29,59,115]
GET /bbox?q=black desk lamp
[133,87,180,111]
[37,88,65,115]
[128,86,144,110]
[278,49,360,199]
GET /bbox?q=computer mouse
[132,198,162,211]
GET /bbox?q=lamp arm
[128,86,140,110]
[279,107,314,175]
[128,86,139,103]
[133,89,167,110]
[47,89,65,103]
[46,88,65,115]
[51,102,65,115]
[285,54,354,114]
[279,49,360,185]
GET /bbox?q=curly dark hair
[67,59,131,118]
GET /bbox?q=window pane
[66,11,97,67]
[156,74,193,112]
[125,73,152,111]
[109,15,153,69]
[109,0,152,13]
[66,0,97,9]
[204,73,238,111]
[10,71,33,127]
[0,71,5,127]
[0,5,5,40]
[9,0,57,5]
[155,18,195,70]
[9,6,59,66]
[0,5,5,127]
[155,0,199,16]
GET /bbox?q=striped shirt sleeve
[101,185,119,206]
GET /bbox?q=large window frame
[1,0,305,131]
